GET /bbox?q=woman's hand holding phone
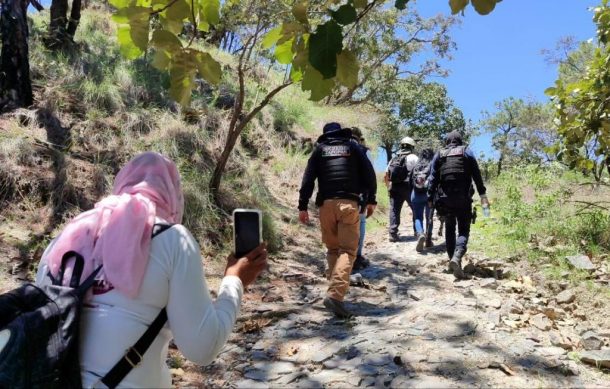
[225,243,268,287]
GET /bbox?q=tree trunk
[48,0,81,49]
[48,0,69,48]
[496,153,504,177]
[66,0,82,39]
[209,128,240,203]
[209,82,291,203]
[383,144,393,164]
[0,0,33,111]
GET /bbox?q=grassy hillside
[471,164,610,294]
[0,6,382,291]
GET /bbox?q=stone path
[189,222,610,388]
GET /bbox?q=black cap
[445,130,463,146]
[323,122,341,134]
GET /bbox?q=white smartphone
[233,209,263,258]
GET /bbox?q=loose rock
[580,349,610,369]
[530,313,553,331]
[556,289,576,304]
[480,278,498,289]
[581,330,604,351]
[566,255,595,271]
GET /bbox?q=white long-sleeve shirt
[36,222,243,388]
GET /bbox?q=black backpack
[388,154,410,183]
[411,159,431,193]
[0,224,172,389]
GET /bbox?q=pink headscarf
[46,152,184,298]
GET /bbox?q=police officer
[427,131,489,279]
[384,137,418,242]
[298,122,377,318]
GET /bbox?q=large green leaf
[278,22,303,44]
[449,0,469,14]
[111,5,148,23]
[309,20,343,79]
[275,38,295,64]
[151,29,182,51]
[336,49,359,89]
[471,0,497,15]
[332,4,357,25]
[114,7,150,59]
[196,51,222,85]
[262,26,282,49]
[165,0,190,21]
[353,0,367,9]
[129,12,150,52]
[109,0,133,8]
[152,50,171,70]
[159,14,184,34]
[117,26,143,59]
[304,69,333,101]
[302,66,334,101]
[200,0,220,26]
[395,0,409,10]
[170,52,197,106]
[292,2,308,25]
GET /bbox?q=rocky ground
[168,219,610,388]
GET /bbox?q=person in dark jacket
[298,122,377,318]
[427,131,489,279]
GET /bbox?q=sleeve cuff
[218,275,244,303]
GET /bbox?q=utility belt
[315,192,361,207]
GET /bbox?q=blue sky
[414,0,598,157]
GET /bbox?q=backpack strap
[100,309,168,389]
[99,222,173,389]
[50,251,86,288]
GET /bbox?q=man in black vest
[298,122,377,318]
[427,131,489,279]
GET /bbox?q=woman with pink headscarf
[35,152,267,388]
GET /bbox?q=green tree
[332,4,457,105]
[546,1,610,181]
[372,77,465,162]
[480,97,558,176]
[542,36,596,84]
[107,0,502,200]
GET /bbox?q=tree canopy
[546,0,610,179]
[108,0,503,106]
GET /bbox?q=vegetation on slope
[0,6,381,291]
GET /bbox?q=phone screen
[234,210,261,258]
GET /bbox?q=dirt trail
[172,217,610,388]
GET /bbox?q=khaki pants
[319,199,360,301]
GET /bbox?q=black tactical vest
[317,139,361,199]
[439,145,469,183]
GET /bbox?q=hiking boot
[449,249,465,279]
[415,234,426,252]
[389,233,399,242]
[425,238,434,248]
[323,297,352,318]
[352,255,370,273]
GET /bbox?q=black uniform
[427,132,486,260]
[299,129,377,210]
